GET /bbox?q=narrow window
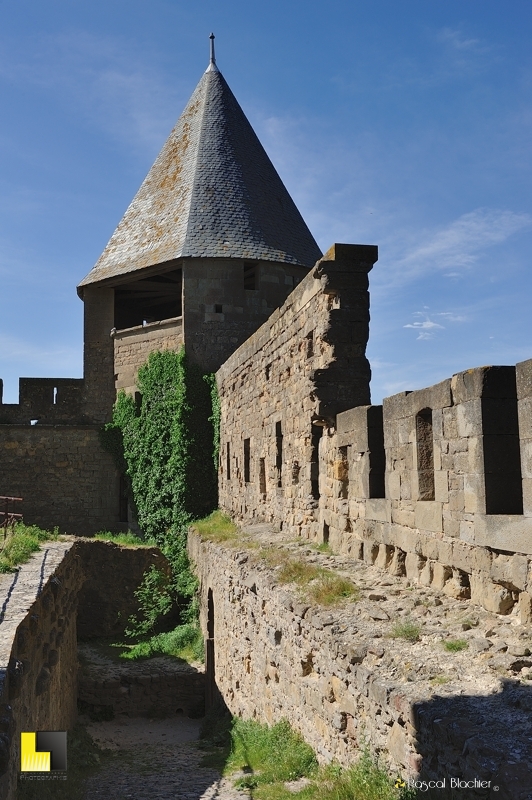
[275,421,283,487]
[311,425,323,500]
[306,331,314,359]
[53,386,58,405]
[338,446,349,499]
[244,438,251,483]
[416,408,435,501]
[226,442,231,480]
[482,369,523,514]
[244,263,257,290]
[323,523,330,544]
[215,304,223,314]
[259,458,266,496]
[368,405,386,498]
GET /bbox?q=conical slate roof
[78,57,322,290]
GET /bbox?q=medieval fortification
[0,43,531,799]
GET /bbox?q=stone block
[464,474,486,514]
[365,499,391,522]
[434,470,449,503]
[405,552,425,581]
[415,501,442,533]
[442,516,460,538]
[375,543,394,570]
[391,506,415,528]
[520,439,532,479]
[452,366,517,404]
[518,399,532,438]
[388,722,408,768]
[384,472,401,500]
[469,573,515,614]
[490,553,528,591]
[516,358,532,400]
[389,547,406,577]
[472,514,532,556]
[419,559,433,586]
[431,562,452,590]
[392,525,419,554]
[518,591,532,623]
[442,407,458,439]
[524,478,532,518]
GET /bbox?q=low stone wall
[0,542,81,800]
[78,644,204,718]
[75,539,172,638]
[189,527,532,799]
[0,538,194,800]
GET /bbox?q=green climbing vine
[101,348,220,648]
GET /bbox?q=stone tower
[77,38,322,419]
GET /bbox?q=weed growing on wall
[0,523,59,573]
[101,348,220,642]
[199,713,411,799]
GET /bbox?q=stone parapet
[188,526,532,797]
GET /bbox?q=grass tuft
[193,511,240,543]
[226,718,318,786]
[200,713,409,800]
[389,618,422,643]
[443,638,468,652]
[118,623,204,662]
[0,523,59,573]
[430,674,450,686]
[93,531,154,546]
[262,550,359,606]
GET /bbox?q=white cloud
[404,314,444,340]
[437,28,483,53]
[384,208,532,288]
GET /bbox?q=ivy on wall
[101,348,219,626]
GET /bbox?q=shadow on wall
[410,680,532,799]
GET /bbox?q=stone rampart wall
[216,244,377,539]
[0,426,120,536]
[188,530,532,797]
[0,379,84,425]
[0,539,181,800]
[0,542,81,800]
[216,255,532,620]
[112,316,184,395]
[320,364,532,621]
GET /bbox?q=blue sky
[1,0,531,404]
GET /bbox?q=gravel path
[82,716,247,800]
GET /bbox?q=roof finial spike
[206,32,219,72]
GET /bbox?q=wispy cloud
[404,313,444,340]
[384,208,532,287]
[437,28,484,54]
